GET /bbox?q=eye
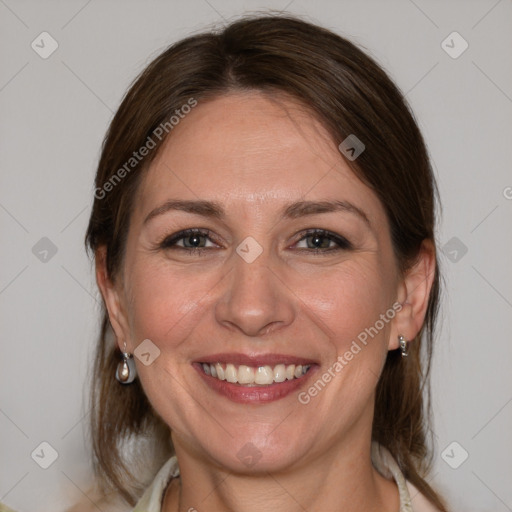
[294,229,352,252]
[157,228,351,256]
[159,229,218,252]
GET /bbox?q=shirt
[133,441,441,512]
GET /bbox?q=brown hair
[85,14,447,510]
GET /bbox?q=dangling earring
[398,335,408,358]
[115,342,136,384]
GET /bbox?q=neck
[163,431,400,512]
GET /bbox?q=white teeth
[273,364,286,383]
[255,365,273,385]
[238,365,255,384]
[201,362,312,385]
[225,363,238,383]
[215,363,225,380]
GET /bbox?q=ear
[95,246,131,352]
[388,239,436,350]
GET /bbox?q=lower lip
[193,363,317,404]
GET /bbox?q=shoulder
[0,503,19,512]
[405,481,444,512]
[65,456,179,512]
[64,486,131,512]
[133,456,180,512]
[371,442,444,512]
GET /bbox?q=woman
[83,14,449,512]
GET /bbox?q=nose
[214,249,296,337]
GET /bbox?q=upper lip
[194,353,318,367]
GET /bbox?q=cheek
[124,259,201,347]
[122,261,212,430]
[305,259,396,349]
[293,261,397,426]
[123,256,233,366]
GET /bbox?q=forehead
[136,92,386,226]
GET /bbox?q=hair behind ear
[88,311,173,506]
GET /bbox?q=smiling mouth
[199,362,312,386]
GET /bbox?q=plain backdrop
[1,1,511,511]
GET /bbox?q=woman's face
[107,92,410,472]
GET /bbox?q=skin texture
[97,92,435,512]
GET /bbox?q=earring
[398,335,408,358]
[115,342,136,384]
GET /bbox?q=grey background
[1,0,511,510]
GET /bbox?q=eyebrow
[143,199,371,228]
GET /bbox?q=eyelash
[157,228,352,255]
